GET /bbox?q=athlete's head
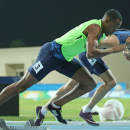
[102,9,122,36]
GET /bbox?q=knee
[105,79,117,90]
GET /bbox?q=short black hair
[105,9,122,22]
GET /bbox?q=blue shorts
[28,41,84,81]
[113,29,130,44]
[78,52,109,76]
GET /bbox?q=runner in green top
[33,9,126,126]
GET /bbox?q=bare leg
[0,71,38,105]
[87,69,116,109]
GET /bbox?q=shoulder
[83,24,101,37]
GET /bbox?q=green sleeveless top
[55,19,105,61]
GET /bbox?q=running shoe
[79,109,100,126]
[47,103,67,124]
[35,106,45,126]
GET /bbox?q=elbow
[86,52,94,59]
[86,48,98,59]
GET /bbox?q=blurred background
[0,0,130,121]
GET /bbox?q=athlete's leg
[46,66,98,125]
[0,71,38,105]
[53,66,97,107]
[86,69,117,109]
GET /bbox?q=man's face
[104,18,122,36]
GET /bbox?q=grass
[0,98,130,121]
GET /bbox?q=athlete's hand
[123,46,130,61]
[125,56,130,61]
[113,44,126,53]
[123,46,130,57]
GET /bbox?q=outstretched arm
[83,24,126,59]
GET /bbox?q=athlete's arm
[83,24,126,59]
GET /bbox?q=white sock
[51,102,60,108]
[41,106,48,116]
[82,105,92,113]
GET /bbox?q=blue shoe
[35,106,45,126]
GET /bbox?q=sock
[82,105,92,113]
[51,102,60,108]
[41,106,48,116]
